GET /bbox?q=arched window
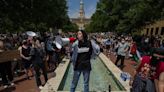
[155,27,159,35]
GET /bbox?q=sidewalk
[105,53,137,77]
[0,71,56,92]
[0,53,136,92]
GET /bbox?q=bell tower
[71,0,90,30]
[79,0,85,30]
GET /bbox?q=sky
[67,0,99,18]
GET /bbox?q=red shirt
[137,55,151,72]
[130,43,137,55]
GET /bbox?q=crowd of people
[0,31,77,89]
[95,33,164,92]
[0,31,164,92]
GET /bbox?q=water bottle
[120,72,131,81]
[120,72,126,81]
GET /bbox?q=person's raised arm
[153,53,164,59]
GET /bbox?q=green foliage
[0,0,73,33]
[86,0,164,34]
[63,22,78,32]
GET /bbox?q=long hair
[78,30,89,47]
[80,30,88,42]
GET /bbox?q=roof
[70,18,91,23]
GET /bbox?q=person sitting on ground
[130,53,156,92]
[130,48,164,92]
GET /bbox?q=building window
[155,27,159,35]
[151,28,154,35]
[146,28,149,35]
[161,27,164,35]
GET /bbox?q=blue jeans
[70,70,90,92]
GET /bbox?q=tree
[0,0,73,33]
[87,0,164,34]
[63,22,78,32]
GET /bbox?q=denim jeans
[70,70,90,92]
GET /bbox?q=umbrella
[26,31,37,37]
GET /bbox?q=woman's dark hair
[79,30,88,41]
[78,30,89,47]
[32,37,37,42]
[22,40,27,45]
[121,37,125,40]
[33,37,40,42]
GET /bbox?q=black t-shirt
[22,46,31,61]
[74,40,93,71]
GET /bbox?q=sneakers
[10,82,15,86]
[3,82,15,89]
